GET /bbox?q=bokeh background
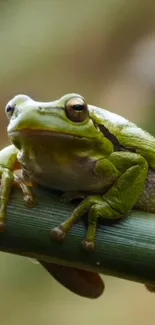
[0,1,155,324]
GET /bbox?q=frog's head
[6,93,102,140]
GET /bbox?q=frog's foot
[51,195,116,249]
[61,191,86,203]
[81,240,95,251]
[51,195,121,249]
[23,194,36,208]
[51,195,101,247]
[14,175,36,208]
[50,225,66,241]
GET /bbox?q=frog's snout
[5,94,31,118]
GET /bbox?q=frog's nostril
[6,105,13,113]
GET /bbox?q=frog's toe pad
[81,240,95,251]
[0,221,6,232]
[23,195,36,208]
[50,226,66,241]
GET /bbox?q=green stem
[0,186,155,285]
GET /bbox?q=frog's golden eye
[5,104,15,119]
[65,97,89,122]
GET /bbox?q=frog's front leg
[0,169,35,231]
[51,152,148,250]
[0,166,14,230]
[0,145,35,231]
[14,173,36,208]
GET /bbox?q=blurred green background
[0,0,155,324]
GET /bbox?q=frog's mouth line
[8,129,88,140]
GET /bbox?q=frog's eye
[65,97,89,122]
[5,104,15,119]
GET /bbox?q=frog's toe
[50,226,66,241]
[81,240,95,251]
[0,221,6,232]
[23,195,36,208]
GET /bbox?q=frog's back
[89,105,155,169]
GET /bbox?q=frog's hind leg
[51,152,148,249]
[0,167,14,231]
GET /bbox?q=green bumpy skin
[1,93,155,251]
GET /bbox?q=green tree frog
[1,93,155,253]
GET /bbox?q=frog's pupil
[73,104,83,111]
